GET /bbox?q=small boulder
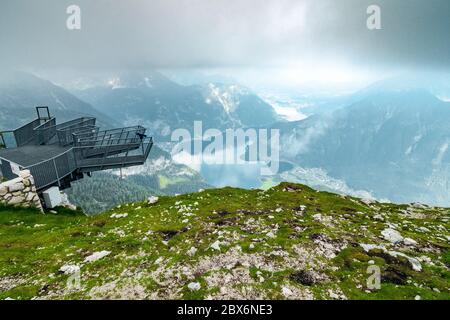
[266,231,276,239]
[59,264,80,275]
[281,286,293,297]
[186,247,197,257]
[84,250,111,263]
[147,196,159,205]
[110,213,128,219]
[388,251,422,272]
[381,228,404,244]
[403,238,418,246]
[210,240,221,251]
[187,282,201,291]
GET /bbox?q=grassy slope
[0,183,449,300]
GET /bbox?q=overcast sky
[0,0,449,88]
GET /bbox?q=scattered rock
[110,213,128,219]
[210,240,222,251]
[266,231,276,239]
[59,264,80,275]
[403,238,418,246]
[418,226,430,233]
[373,214,384,221]
[381,228,404,244]
[187,282,201,291]
[281,286,293,297]
[147,196,159,205]
[186,247,197,257]
[327,288,347,300]
[360,244,386,252]
[388,251,422,272]
[361,198,375,205]
[84,251,111,263]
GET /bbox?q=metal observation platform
[0,107,153,192]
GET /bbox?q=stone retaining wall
[0,170,43,212]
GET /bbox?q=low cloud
[0,0,449,72]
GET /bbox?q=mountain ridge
[0,182,448,300]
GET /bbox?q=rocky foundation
[0,170,43,212]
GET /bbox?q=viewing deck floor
[0,145,71,167]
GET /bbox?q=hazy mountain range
[274,81,450,205]
[1,69,450,208]
[0,70,118,129]
[72,71,278,140]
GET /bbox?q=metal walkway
[0,107,153,191]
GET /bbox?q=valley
[2,70,450,212]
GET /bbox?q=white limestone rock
[186,247,197,257]
[381,228,404,244]
[266,231,276,239]
[187,282,201,291]
[360,243,386,252]
[403,238,418,246]
[147,196,159,204]
[210,240,221,251]
[59,264,80,275]
[110,213,128,219]
[388,251,422,272]
[281,286,293,297]
[84,251,111,263]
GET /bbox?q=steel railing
[24,148,77,190]
[23,137,153,190]
[0,131,16,149]
[34,117,57,145]
[74,125,145,145]
[12,119,42,147]
[0,117,46,148]
[56,117,96,146]
[0,116,97,148]
[71,127,99,142]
